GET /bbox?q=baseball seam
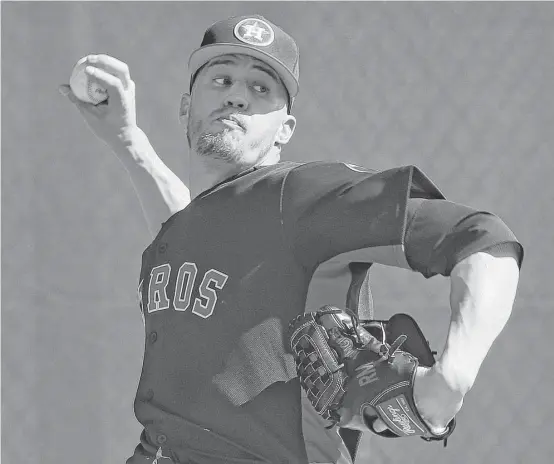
[87,80,106,104]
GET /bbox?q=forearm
[437,246,521,394]
[111,127,190,237]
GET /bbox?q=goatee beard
[196,131,242,163]
[194,131,272,166]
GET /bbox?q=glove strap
[364,395,457,447]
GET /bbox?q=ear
[275,114,297,146]
[179,93,191,126]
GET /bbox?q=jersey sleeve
[404,198,524,277]
[280,161,523,277]
[280,161,445,270]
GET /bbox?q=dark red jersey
[130,161,522,464]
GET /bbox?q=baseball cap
[188,15,300,109]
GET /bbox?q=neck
[186,148,280,199]
[187,156,242,199]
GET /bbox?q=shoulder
[281,161,446,200]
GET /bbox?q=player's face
[183,54,296,167]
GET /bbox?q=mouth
[215,115,245,131]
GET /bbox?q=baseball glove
[288,306,456,445]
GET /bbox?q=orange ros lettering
[174,262,198,311]
[192,269,229,319]
[145,263,229,319]
[148,264,171,313]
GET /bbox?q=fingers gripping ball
[69,56,108,105]
[288,306,456,445]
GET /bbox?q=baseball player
[60,15,523,464]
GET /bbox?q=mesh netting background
[2,2,553,463]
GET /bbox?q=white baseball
[69,56,108,105]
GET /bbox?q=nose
[223,84,249,110]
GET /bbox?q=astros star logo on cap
[234,18,275,47]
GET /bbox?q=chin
[195,132,245,163]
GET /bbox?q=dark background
[3,2,553,463]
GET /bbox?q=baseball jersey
[129,161,523,464]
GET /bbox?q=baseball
[69,56,108,105]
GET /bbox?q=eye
[213,77,232,86]
[252,84,269,94]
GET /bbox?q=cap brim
[188,43,298,98]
